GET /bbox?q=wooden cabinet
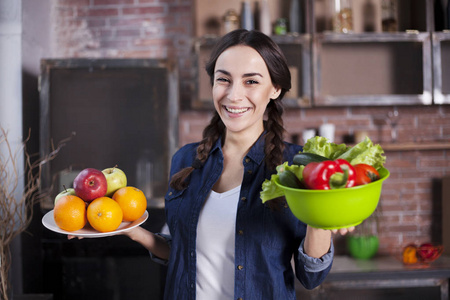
[193,0,449,108]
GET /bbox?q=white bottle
[260,0,271,35]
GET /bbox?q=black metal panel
[39,58,178,208]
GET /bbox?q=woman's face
[212,45,281,137]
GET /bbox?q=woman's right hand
[67,226,170,260]
[67,225,139,240]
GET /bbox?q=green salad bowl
[274,168,389,230]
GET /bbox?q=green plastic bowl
[275,168,389,230]
[347,235,379,260]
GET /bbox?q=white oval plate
[42,210,149,238]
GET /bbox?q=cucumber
[293,152,328,166]
[278,169,303,189]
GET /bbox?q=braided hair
[170,29,291,190]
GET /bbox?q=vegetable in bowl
[261,136,386,202]
[260,136,389,229]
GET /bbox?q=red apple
[73,168,107,202]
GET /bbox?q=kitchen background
[10,0,450,298]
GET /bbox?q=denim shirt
[157,134,334,300]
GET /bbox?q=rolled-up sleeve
[149,233,172,266]
[298,237,334,273]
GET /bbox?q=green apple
[54,187,76,205]
[102,166,127,197]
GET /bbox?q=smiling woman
[115,29,351,300]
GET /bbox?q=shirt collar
[210,132,266,165]
[246,132,266,165]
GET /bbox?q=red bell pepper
[302,159,356,190]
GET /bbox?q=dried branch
[0,127,70,300]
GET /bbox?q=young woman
[77,29,351,299]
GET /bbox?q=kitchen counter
[321,255,450,299]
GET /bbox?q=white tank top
[195,185,241,300]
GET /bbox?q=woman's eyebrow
[215,69,263,78]
[243,72,263,78]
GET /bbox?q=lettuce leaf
[260,175,284,203]
[336,136,386,170]
[302,136,349,160]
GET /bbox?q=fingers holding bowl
[331,226,355,235]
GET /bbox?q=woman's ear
[270,87,282,100]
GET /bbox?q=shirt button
[168,192,172,196]
[238,230,244,235]
[237,265,244,270]
[247,170,253,175]
[237,298,243,300]
[241,197,247,202]
[190,251,194,257]
[245,158,250,163]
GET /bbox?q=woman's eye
[246,79,259,85]
[216,77,230,83]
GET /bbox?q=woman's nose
[228,83,244,101]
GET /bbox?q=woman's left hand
[331,227,355,235]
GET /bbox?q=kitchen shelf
[381,142,450,151]
[313,31,432,106]
[192,0,446,108]
[316,32,430,43]
[432,31,450,105]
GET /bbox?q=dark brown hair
[170,29,291,190]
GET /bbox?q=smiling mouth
[224,106,249,114]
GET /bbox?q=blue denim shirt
[157,134,334,300]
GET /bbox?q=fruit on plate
[73,168,107,202]
[53,195,87,231]
[54,187,76,205]
[87,197,123,232]
[102,166,127,197]
[113,186,147,222]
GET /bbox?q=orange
[87,197,123,232]
[53,195,87,232]
[112,186,147,222]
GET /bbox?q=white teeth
[225,106,249,114]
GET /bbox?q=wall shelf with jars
[192,0,449,108]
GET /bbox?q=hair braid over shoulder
[169,113,224,190]
[264,100,285,171]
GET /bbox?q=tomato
[417,243,439,260]
[353,164,380,186]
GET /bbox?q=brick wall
[53,0,195,106]
[52,0,450,256]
